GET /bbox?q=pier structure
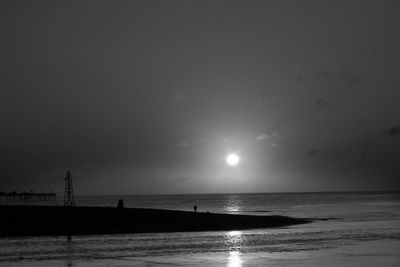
[0,192,56,202]
[63,170,75,241]
[64,170,75,207]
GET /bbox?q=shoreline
[0,205,311,237]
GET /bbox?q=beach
[1,192,399,266]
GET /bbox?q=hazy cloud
[308,149,318,156]
[314,70,362,86]
[296,74,304,81]
[382,126,400,137]
[176,141,191,148]
[256,134,269,141]
[255,97,270,106]
[172,91,187,104]
[313,98,330,108]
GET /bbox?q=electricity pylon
[64,170,75,207]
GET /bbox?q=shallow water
[1,192,399,266]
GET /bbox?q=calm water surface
[1,192,399,266]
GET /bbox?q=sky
[1,0,400,195]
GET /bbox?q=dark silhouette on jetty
[0,205,311,237]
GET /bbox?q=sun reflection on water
[227,230,242,237]
[226,251,242,267]
[225,196,243,213]
[225,231,243,267]
[226,206,240,212]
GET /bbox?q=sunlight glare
[226,251,242,267]
[226,153,240,166]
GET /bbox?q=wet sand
[0,205,310,237]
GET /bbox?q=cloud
[313,98,330,108]
[308,149,317,156]
[314,70,362,86]
[255,132,279,142]
[172,91,187,104]
[382,126,400,137]
[176,141,191,148]
[256,134,269,141]
[255,97,270,106]
[296,74,304,81]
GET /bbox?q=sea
[1,191,399,266]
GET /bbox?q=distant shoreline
[42,190,400,198]
[0,205,311,237]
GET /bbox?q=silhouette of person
[117,199,124,208]
[194,204,197,212]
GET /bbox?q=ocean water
[1,192,399,266]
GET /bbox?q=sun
[226,153,240,166]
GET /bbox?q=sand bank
[0,205,310,237]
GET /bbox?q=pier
[0,192,56,202]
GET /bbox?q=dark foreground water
[1,192,399,266]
